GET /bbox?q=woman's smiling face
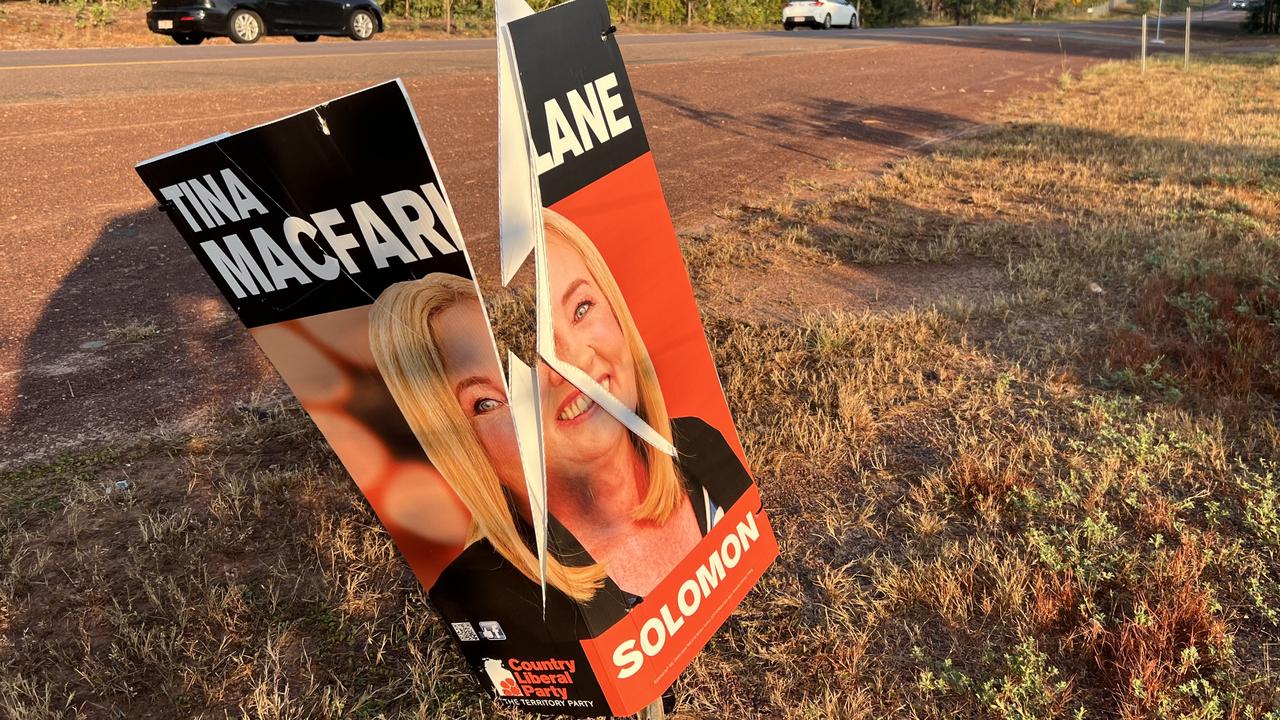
[541,234,639,479]
[431,299,525,497]
[428,236,640,494]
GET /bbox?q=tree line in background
[386,0,1277,30]
[1250,0,1279,32]
[388,0,1089,26]
[384,0,1085,26]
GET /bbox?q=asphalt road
[0,8,1260,465]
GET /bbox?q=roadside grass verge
[685,53,1280,718]
[2,54,1278,718]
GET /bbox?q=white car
[783,0,859,30]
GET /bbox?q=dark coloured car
[146,0,383,45]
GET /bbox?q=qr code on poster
[451,622,479,642]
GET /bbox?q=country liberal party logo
[483,658,524,697]
[482,657,577,700]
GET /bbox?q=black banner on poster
[506,0,649,206]
[137,81,471,328]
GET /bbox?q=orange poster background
[550,152,750,473]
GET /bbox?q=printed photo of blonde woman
[367,209,752,636]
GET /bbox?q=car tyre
[784,21,795,30]
[294,34,319,42]
[848,13,858,27]
[172,32,205,45]
[349,9,376,41]
[822,13,832,29]
[228,8,263,43]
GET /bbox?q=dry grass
[4,55,1280,718]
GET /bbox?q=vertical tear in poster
[507,351,549,612]
[497,0,555,615]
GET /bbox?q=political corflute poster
[136,50,774,720]
[492,0,780,715]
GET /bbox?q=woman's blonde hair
[541,207,684,524]
[368,210,682,602]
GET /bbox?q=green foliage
[376,0,781,26]
[0,447,124,537]
[30,0,1155,27]
[1132,0,1192,12]
[1246,0,1279,33]
[862,0,925,26]
[337,0,1107,29]
[1240,460,1280,549]
[1165,291,1228,345]
[916,640,1080,718]
[42,0,149,27]
[975,639,1078,720]
[925,0,1099,25]
[67,0,114,28]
